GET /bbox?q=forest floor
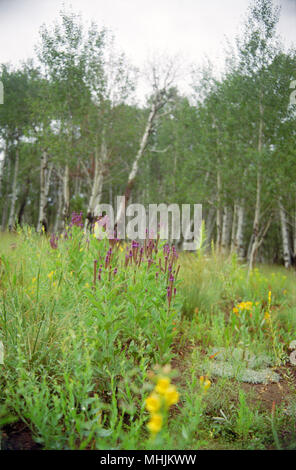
[0,228,296,450]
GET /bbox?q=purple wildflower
[50,233,58,250]
[70,211,84,228]
[147,258,153,270]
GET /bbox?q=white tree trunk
[279,199,291,268]
[216,168,222,250]
[0,144,6,196]
[116,94,165,225]
[1,149,11,231]
[221,206,232,255]
[230,203,237,253]
[37,151,53,232]
[54,175,63,233]
[62,164,70,226]
[235,203,245,260]
[74,159,81,198]
[87,133,108,219]
[248,170,261,274]
[8,149,19,230]
[248,95,263,274]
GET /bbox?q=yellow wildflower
[264,311,271,321]
[241,301,252,311]
[48,271,54,279]
[145,393,161,413]
[200,375,211,391]
[145,367,179,439]
[155,377,170,395]
[147,413,163,434]
[164,385,179,407]
[233,307,239,315]
[204,379,211,391]
[268,291,272,304]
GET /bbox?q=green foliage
[235,390,256,441]
[0,226,182,449]
[0,229,296,449]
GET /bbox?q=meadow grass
[0,226,296,450]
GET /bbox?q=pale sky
[0,0,295,99]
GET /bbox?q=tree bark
[0,144,6,197]
[74,159,81,198]
[17,176,30,226]
[0,144,10,231]
[221,206,232,255]
[7,148,19,230]
[230,203,237,253]
[86,132,108,221]
[235,202,245,260]
[279,198,291,268]
[248,94,263,273]
[62,163,70,226]
[37,151,53,232]
[216,167,222,250]
[248,170,261,273]
[115,92,167,226]
[54,174,63,233]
